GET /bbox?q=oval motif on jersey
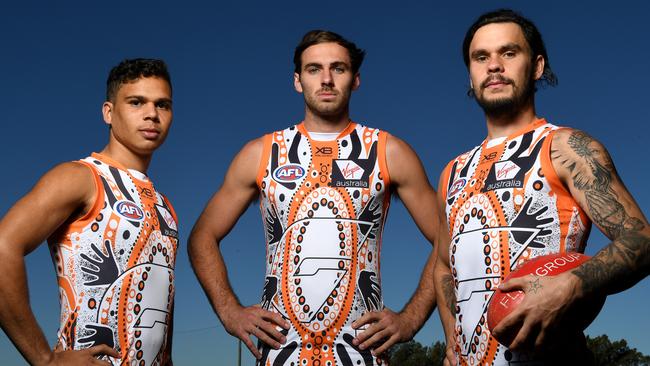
[448,178,467,198]
[113,200,144,221]
[273,164,305,183]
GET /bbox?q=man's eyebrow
[123,95,172,104]
[470,49,488,59]
[303,62,322,69]
[155,97,173,105]
[470,43,524,59]
[330,61,350,68]
[499,43,523,52]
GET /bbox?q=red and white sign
[335,160,364,180]
[495,161,520,180]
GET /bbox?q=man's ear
[352,72,360,91]
[293,72,303,93]
[102,101,113,126]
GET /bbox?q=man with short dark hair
[434,9,649,365]
[0,58,178,365]
[189,30,439,365]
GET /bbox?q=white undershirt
[485,136,506,148]
[128,169,149,182]
[309,132,340,141]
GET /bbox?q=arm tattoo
[574,231,650,294]
[565,131,642,238]
[441,274,457,316]
[554,130,650,294]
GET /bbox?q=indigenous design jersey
[48,153,178,365]
[442,120,591,365]
[257,122,391,366]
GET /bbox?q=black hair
[106,58,171,102]
[293,30,366,74]
[462,9,557,87]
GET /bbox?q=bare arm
[432,169,458,365]
[493,129,650,352]
[551,129,650,295]
[352,135,439,354]
[187,138,289,359]
[0,162,119,365]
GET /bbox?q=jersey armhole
[541,128,590,227]
[541,128,572,198]
[377,130,391,188]
[256,133,273,189]
[70,160,105,230]
[161,194,179,223]
[439,160,455,202]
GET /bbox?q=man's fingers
[358,327,390,350]
[353,321,379,345]
[87,344,121,358]
[498,276,528,292]
[242,334,262,359]
[256,321,287,346]
[534,328,547,352]
[352,311,381,329]
[492,307,523,340]
[373,334,399,355]
[251,326,283,350]
[446,345,457,365]
[508,320,534,351]
[260,309,290,329]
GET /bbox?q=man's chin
[309,104,345,117]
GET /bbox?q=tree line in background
[389,335,650,365]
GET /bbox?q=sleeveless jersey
[48,153,178,365]
[256,122,391,366]
[441,120,591,365]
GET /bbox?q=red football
[487,252,604,338]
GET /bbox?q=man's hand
[443,335,458,366]
[491,272,583,352]
[45,345,120,366]
[351,308,416,355]
[221,304,290,359]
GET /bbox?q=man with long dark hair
[434,9,649,365]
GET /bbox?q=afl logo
[448,178,467,198]
[273,164,305,183]
[113,200,144,221]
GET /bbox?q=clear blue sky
[1,1,649,364]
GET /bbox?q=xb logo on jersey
[113,200,144,221]
[273,164,306,183]
[315,146,333,156]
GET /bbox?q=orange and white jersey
[48,153,178,365]
[441,120,591,365]
[257,122,391,366]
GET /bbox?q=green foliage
[388,340,445,366]
[388,335,650,365]
[587,335,650,366]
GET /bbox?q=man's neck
[302,108,351,133]
[100,141,151,174]
[485,102,539,140]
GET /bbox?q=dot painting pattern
[442,121,591,364]
[49,153,178,365]
[258,123,389,365]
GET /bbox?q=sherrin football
[487,252,605,338]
